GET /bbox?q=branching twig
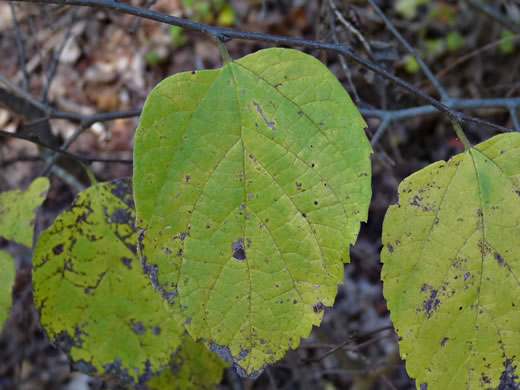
[366,0,449,101]
[0,129,133,165]
[361,97,520,143]
[329,0,374,62]
[10,0,516,134]
[327,0,360,103]
[41,109,140,174]
[41,8,78,104]
[9,1,30,91]
[510,108,520,132]
[464,0,520,35]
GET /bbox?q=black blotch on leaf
[121,257,132,269]
[313,302,324,313]
[232,238,246,261]
[110,208,132,224]
[53,244,64,255]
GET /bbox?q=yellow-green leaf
[33,178,183,384]
[0,250,15,330]
[0,177,50,246]
[381,133,520,389]
[133,48,372,377]
[147,334,228,390]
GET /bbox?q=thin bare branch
[327,0,360,103]
[41,8,78,103]
[511,107,520,132]
[366,0,449,101]
[9,2,30,91]
[0,129,133,165]
[9,0,515,134]
[465,0,520,35]
[329,0,374,62]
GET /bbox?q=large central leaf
[133,48,372,376]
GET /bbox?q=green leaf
[394,0,429,19]
[33,178,183,384]
[500,31,515,55]
[381,133,520,389]
[445,32,465,52]
[0,250,15,331]
[0,177,50,246]
[147,334,228,390]
[134,47,372,377]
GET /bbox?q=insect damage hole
[232,238,247,261]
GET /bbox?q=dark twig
[366,0,449,101]
[41,109,140,174]
[361,97,520,143]
[9,2,30,91]
[464,0,520,35]
[355,350,397,390]
[129,0,156,33]
[41,8,78,104]
[327,0,360,103]
[9,0,516,134]
[511,108,520,132]
[0,155,44,167]
[0,129,133,165]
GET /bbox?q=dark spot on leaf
[242,89,246,94]
[132,321,146,335]
[302,213,307,218]
[420,384,428,390]
[180,232,186,241]
[464,272,470,281]
[388,244,394,253]
[121,257,132,269]
[177,249,183,257]
[274,83,282,88]
[110,208,132,224]
[311,163,315,168]
[459,306,463,310]
[248,193,254,199]
[293,300,297,304]
[313,302,324,313]
[232,238,246,261]
[186,318,191,325]
[185,175,190,183]
[191,71,195,74]
[314,201,318,206]
[246,238,252,248]
[499,358,519,388]
[424,289,440,318]
[153,326,161,335]
[165,248,172,254]
[252,101,276,131]
[495,252,505,265]
[410,195,423,207]
[441,337,449,347]
[298,111,303,115]
[53,244,64,255]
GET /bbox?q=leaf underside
[33,179,184,384]
[382,133,520,389]
[0,177,49,247]
[0,250,15,330]
[134,48,372,376]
